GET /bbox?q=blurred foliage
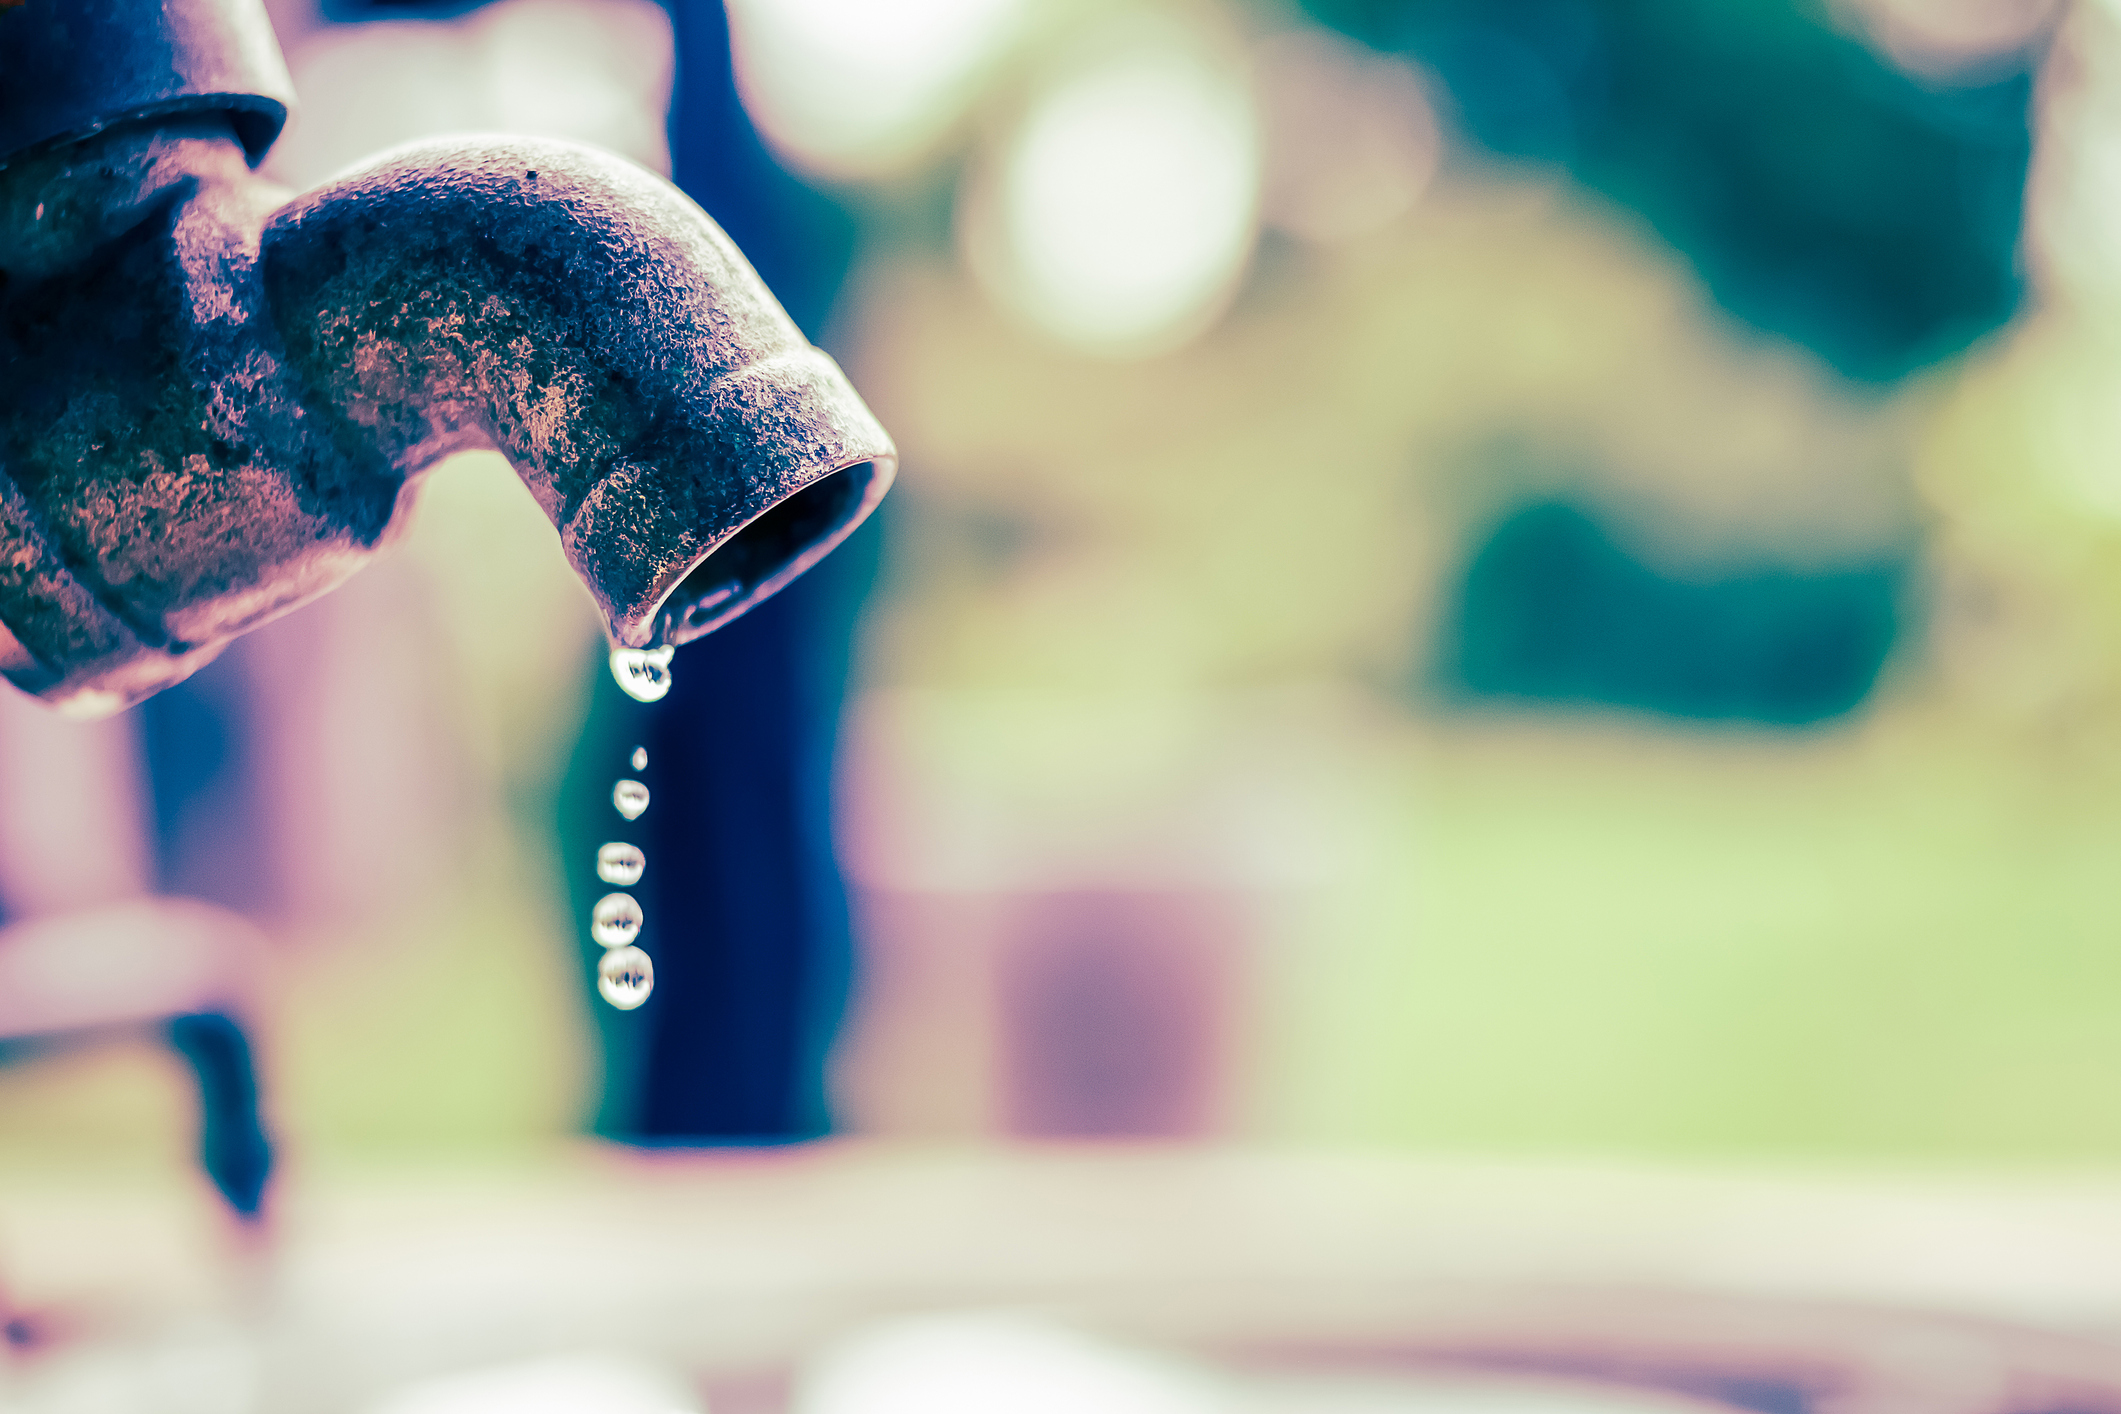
[1298,0,2034,381]
[1443,501,1905,724]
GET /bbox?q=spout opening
[653,456,894,647]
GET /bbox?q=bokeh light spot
[727,0,1029,179]
[961,20,1260,356]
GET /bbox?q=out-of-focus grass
[1265,705,2121,1158]
[266,849,592,1158]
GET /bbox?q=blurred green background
[12,0,2121,1173]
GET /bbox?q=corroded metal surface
[0,0,293,167]
[265,136,895,650]
[0,119,895,716]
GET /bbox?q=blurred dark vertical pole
[665,0,857,338]
[569,0,867,1142]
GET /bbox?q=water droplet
[597,945,654,1009]
[631,746,648,771]
[612,779,648,820]
[610,645,674,703]
[591,891,643,947]
[597,842,645,887]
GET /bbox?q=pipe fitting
[262,136,894,651]
[0,1,894,716]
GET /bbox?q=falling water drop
[610,645,675,702]
[612,779,649,820]
[597,841,645,887]
[591,892,643,948]
[631,746,648,771]
[597,946,654,1009]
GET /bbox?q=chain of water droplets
[596,640,673,1010]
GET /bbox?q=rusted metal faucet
[0,0,895,717]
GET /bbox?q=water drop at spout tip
[598,946,654,1010]
[612,779,649,820]
[610,645,674,703]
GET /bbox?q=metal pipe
[0,0,894,717]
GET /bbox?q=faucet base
[0,0,293,169]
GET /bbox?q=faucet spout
[0,3,894,716]
[261,136,894,652]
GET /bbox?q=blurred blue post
[568,0,869,1142]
